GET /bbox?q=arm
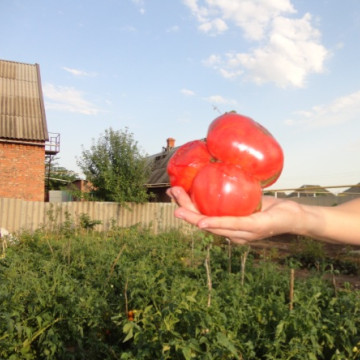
[167,187,360,246]
[302,198,360,245]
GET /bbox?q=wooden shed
[0,59,59,201]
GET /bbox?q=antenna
[212,105,222,115]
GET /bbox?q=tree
[45,156,78,191]
[77,127,151,203]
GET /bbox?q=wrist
[295,203,325,239]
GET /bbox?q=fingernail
[175,209,184,219]
[198,221,208,229]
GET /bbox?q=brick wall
[0,142,45,201]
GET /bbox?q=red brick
[0,143,45,201]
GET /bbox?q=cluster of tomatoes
[167,112,284,216]
[127,310,135,321]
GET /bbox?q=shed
[0,59,59,201]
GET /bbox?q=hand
[167,186,304,245]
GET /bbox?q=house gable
[0,59,50,201]
[0,59,48,142]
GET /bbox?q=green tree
[45,156,78,191]
[77,127,150,203]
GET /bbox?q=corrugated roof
[145,149,176,187]
[0,59,48,141]
[342,183,360,194]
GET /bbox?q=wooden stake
[124,278,129,315]
[240,247,250,286]
[289,269,295,311]
[107,244,127,282]
[331,264,337,297]
[226,238,232,273]
[204,245,212,307]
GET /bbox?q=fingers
[167,186,199,213]
[197,214,260,233]
[202,228,257,244]
[174,207,207,227]
[167,186,272,244]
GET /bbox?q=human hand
[167,186,304,244]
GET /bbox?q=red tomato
[167,140,212,192]
[128,310,134,321]
[190,163,262,216]
[206,112,284,188]
[166,112,283,216]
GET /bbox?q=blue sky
[1,0,360,191]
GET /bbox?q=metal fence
[0,198,193,234]
[0,194,358,235]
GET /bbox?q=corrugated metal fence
[0,198,193,234]
[0,194,358,235]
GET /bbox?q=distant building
[145,138,177,202]
[287,185,335,198]
[0,59,59,201]
[339,183,360,201]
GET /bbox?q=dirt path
[248,234,360,289]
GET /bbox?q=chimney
[166,138,175,151]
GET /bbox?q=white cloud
[198,17,228,35]
[285,90,360,127]
[62,67,97,77]
[120,25,137,33]
[202,54,221,67]
[205,94,237,105]
[181,88,196,96]
[132,0,145,14]
[43,83,101,115]
[184,0,328,88]
[183,0,296,38]
[166,25,180,33]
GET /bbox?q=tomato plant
[1,227,360,360]
[167,112,284,216]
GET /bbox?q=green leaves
[78,127,151,203]
[1,229,360,359]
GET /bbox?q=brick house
[0,59,59,201]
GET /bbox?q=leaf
[186,294,197,303]
[275,320,286,339]
[217,332,239,357]
[22,318,61,348]
[182,346,192,360]
[122,322,134,343]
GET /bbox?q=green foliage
[45,156,78,191]
[1,229,360,359]
[77,127,151,203]
[79,213,102,231]
[286,237,359,275]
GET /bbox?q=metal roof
[0,59,48,141]
[145,148,177,187]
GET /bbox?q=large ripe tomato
[190,163,262,216]
[167,140,212,192]
[206,112,284,188]
[166,112,283,217]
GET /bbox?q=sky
[1,0,360,191]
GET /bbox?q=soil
[248,234,360,290]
